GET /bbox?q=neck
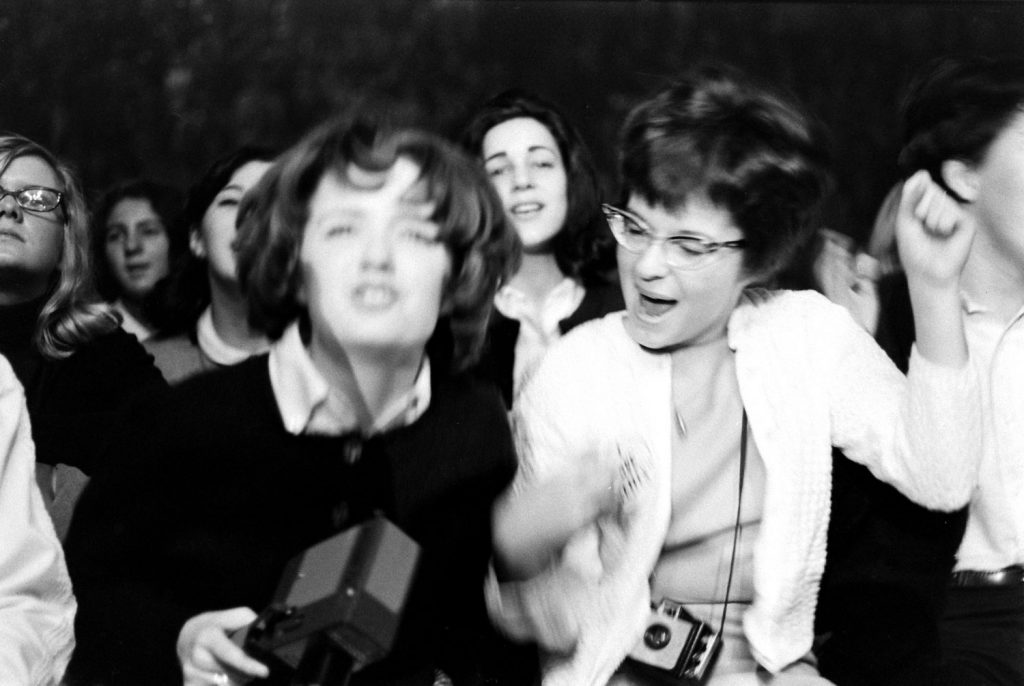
[0,274,51,308]
[508,252,565,305]
[119,297,150,327]
[961,234,1024,322]
[309,338,423,429]
[207,276,266,353]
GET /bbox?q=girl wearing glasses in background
[460,90,622,406]
[487,66,981,685]
[0,135,164,540]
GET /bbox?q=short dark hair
[460,89,616,286]
[146,146,278,335]
[618,65,831,280]
[91,179,184,301]
[900,56,1024,200]
[236,118,519,372]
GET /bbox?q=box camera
[624,598,721,684]
[234,517,420,681]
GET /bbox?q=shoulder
[59,327,165,393]
[730,289,858,343]
[144,333,204,384]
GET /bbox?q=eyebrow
[483,145,557,164]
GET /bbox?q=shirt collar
[269,321,432,437]
[196,306,267,366]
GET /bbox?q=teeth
[511,203,542,216]
[356,285,395,308]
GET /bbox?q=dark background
[2,1,1022,243]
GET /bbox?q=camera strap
[716,409,748,639]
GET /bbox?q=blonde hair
[0,134,118,359]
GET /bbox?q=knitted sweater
[65,355,533,686]
[489,289,980,686]
[0,354,76,684]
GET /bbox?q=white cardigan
[488,289,980,686]
[0,354,77,684]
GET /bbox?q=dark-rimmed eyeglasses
[602,204,746,271]
[0,186,63,213]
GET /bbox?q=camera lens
[643,623,672,650]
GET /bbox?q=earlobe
[941,160,980,202]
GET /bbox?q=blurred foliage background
[1,0,1022,242]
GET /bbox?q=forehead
[310,156,427,212]
[0,154,61,188]
[225,160,272,192]
[109,197,158,221]
[626,193,742,239]
[482,117,559,156]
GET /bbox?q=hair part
[0,134,118,359]
[618,65,831,281]
[236,118,520,372]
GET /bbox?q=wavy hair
[618,65,831,281]
[236,118,519,371]
[90,179,185,301]
[460,89,616,286]
[0,134,118,359]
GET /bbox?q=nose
[124,229,142,254]
[0,192,23,219]
[511,163,533,191]
[359,225,395,271]
[633,238,670,280]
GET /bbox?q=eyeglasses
[602,204,746,270]
[0,186,63,213]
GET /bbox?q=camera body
[235,516,420,678]
[625,598,721,683]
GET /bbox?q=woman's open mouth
[637,293,676,318]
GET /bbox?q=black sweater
[0,297,166,474]
[65,355,536,686]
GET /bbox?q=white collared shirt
[195,306,269,367]
[269,321,431,437]
[954,296,1024,571]
[493,276,585,396]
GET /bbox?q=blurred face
[103,197,170,301]
[0,155,64,302]
[969,111,1024,270]
[618,194,752,350]
[482,117,568,252]
[191,160,272,286]
[299,157,451,365]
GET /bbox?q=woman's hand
[178,608,270,686]
[493,459,621,581]
[896,170,975,367]
[896,170,975,291]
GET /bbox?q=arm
[897,170,975,367]
[0,357,76,685]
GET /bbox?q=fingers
[902,169,965,237]
[179,608,270,686]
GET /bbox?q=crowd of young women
[0,55,1015,686]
